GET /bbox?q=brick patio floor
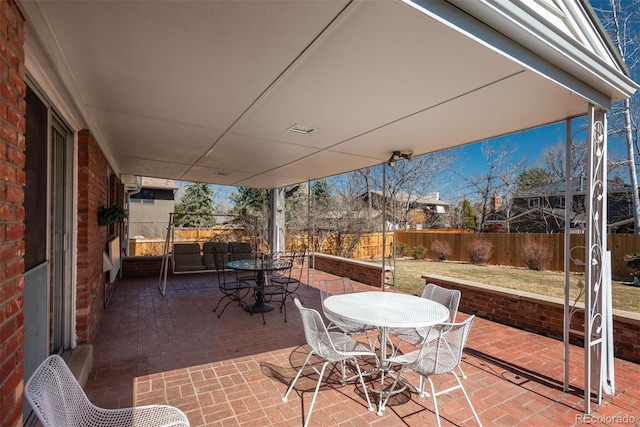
[84,269,640,426]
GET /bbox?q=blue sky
[435,114,636,204]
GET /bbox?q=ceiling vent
[286,124,317,135]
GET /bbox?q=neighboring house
[359,190,451,230]
[128,178,178,238]
[484,180,638,233]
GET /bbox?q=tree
[517,167,555,191]
[456,141,523,232]
[541,131,589,182]
[230,187,269,244]
[385,152,454,229]
[460,198,476,230]
[174,183,216,227]
[595,0,640,233]
[311,179,331,209]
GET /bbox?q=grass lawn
[383,259,640,313]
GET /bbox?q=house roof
[19,0,638,190]
[364,190,450,207]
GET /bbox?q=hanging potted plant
[97,204,128,226]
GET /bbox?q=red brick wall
[122,255,164,277]
[77,130,113,343]
[312,253,390,288]
[422,274,640,363]
[0,2,26,425]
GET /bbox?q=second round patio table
[322,291,450,415]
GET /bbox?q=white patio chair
[282,298,375,427]
[389,283,466,377]
[319,277,377,351]
[25,354,190,427]
[379,315,481,427]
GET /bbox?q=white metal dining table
[322,291,450,415]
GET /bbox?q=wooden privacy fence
[395,231,640,278]
[127,227,639,278]
[128,228,254,256]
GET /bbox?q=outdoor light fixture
[387,151,413,166]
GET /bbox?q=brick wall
[0,1,26,425]
[422,274,640,363]
[312,253,390,288]
[122,255,165,277]
[77,130,114,343]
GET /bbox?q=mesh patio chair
[282,298,375,427]
[389,283,465,376]
[210,244,253,317]
[25,354,190,427]
[378,316,481,427]
[319,277,377,351]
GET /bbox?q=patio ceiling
[19,0,637,189]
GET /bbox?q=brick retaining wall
[312,253,390,288]
[422,274,640,363]
[122,256,165,278]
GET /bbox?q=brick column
[0,1,26,426]
[76,130,113,343]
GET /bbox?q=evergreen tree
[230,187,269,217]
[311,179,331,210]
[460,198,477,230]
[174,183,216,227]
[516,167,555,191]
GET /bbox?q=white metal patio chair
[379,315,481,427]
[389,283,466,377]
[25,354,190,427]
[319,277,377,351]
[282,298,375,427]
[391,283,461,345]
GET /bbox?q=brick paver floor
[85,269,640,426]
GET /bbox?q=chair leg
[452,372,482,426]
[378,366,404,415]
[425,377,442,427]
[353,358,374,413]
[282,352,315,402]
[458,364,467,379]
[303,362,329,427]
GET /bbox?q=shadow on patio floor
[84,270,640,426]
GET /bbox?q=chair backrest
[293,298,344,362]
[288,247,307,281]
[203,242,228,270]
[25,355,94,427]
[319,277,354,302]
[415,315,475,376]
[229,242,253,261]
[422,283,461,322]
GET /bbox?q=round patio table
[323,291,449,415]
[226,258,292,315]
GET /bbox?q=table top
[226,258,291,272]
[323,291,449,328]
